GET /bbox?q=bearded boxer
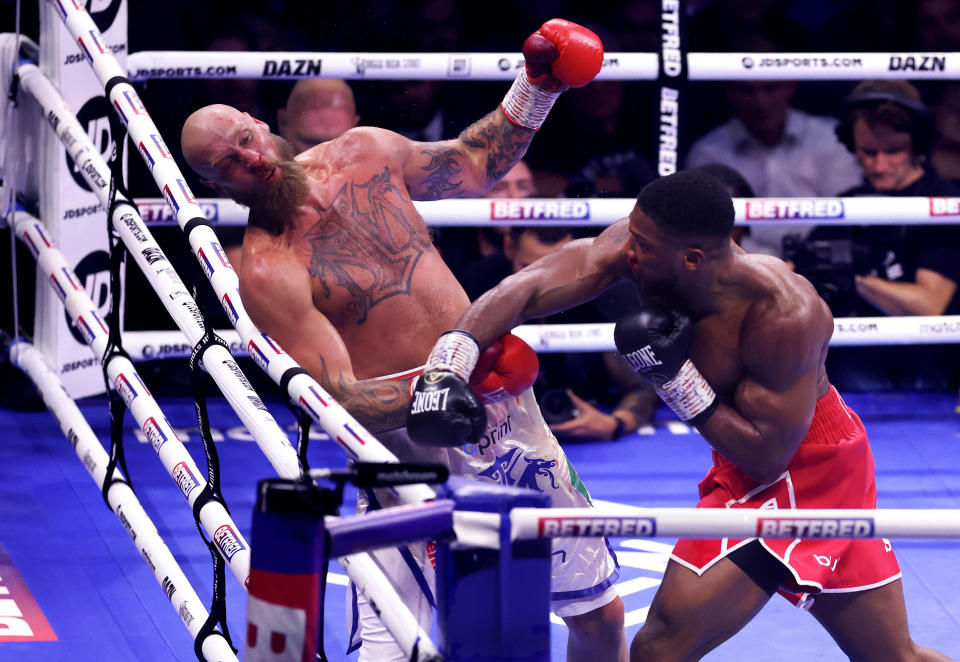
[410,169,950,661]
[181,19,626,662]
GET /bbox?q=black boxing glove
[614,305,718,426]
[407,331,487,447]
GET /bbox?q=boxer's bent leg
[631,557,774,662]
[809,580,953,662]
[558,588,627,662]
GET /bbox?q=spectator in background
[693,162,756,247]
[685,68,862,257]
[795,80,960,390]
[277,79,359,154]
[460,226,657,442]
[436,160,537,279]
[688,0,813,52]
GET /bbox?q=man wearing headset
[795,80,960,389]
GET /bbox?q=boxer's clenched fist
[523,19,604,91]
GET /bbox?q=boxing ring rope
[125,50,960,82]
[16,62,302,483]
[49,0,438,506]
[10,340,239,662]
[13,207,254,585]
[132,194,960,228]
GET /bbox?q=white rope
[126,50,653,82]
[17,62,303,483]
[118,312,960,362]
[127,51,960,80]
[510,506,960,541]
[132,195,960,228]
[53,0,436,505]
[14,211,253,587]
[125,50,960,82]
[11,341,239,661]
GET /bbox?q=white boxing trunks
[348,384,619,661]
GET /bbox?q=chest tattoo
[304,167,430,324]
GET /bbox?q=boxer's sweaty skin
[237,111,534,431]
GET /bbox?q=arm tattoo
[459,109,535,181]
[314,355,410,433]
[416,147,464,200]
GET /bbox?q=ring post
[438,477,552,661]
[245,479,337,661]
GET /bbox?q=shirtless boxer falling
[182,19,628,662]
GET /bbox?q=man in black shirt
[794,80,960,389]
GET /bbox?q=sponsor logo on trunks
[929,197,960,216]
[114,373,138,405]
[538,516,657,537]
[621,345,662,371]
[660,0,682,77]
[756,517,875,538]
[659,87,680,176]
[889,55,946,72]
[172,461,200,498]
[213,524,247,561]
[142,416,170,451]
[263,58,322,77]
[479,445,557,492]
[490,200,590,220]
[465,414,512,456]
[745,199,845,220]
[137,200,220,224]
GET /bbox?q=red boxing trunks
[671,385,901,607]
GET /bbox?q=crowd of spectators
[4,0,960,411]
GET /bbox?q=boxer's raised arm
[457,218,631,350]
[403,19,603,200]
[238,250,410,433]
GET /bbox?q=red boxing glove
[524,19,604,89]
[468,334,539,405]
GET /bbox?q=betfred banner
[36,0,128,398]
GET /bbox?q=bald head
[278,79,359,152]
[181,104,245,180]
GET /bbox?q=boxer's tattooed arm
[459,109,535,181]
[408,110,534,199]
[415,147,464,200]
[313,355,410,433]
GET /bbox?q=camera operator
[460,225,657,440]
[793,80,960,389]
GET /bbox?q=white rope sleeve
[510,506,960,541]
[52,0,437,505]
[125,50,654,81]
[11,341,239,662]
[132,195,960,228]
[14,211,252,587]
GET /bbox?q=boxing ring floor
[0,389,957,661]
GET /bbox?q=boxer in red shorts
[412,169,950,660]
